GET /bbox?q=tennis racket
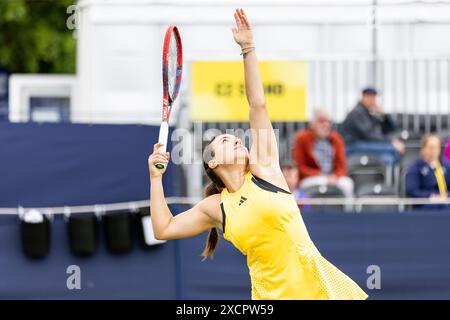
[155,25,183,170]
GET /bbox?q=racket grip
[155,121,169,169]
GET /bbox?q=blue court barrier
[0,122,176,207]
[0,210,449,299]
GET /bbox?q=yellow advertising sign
[191,61,307,122]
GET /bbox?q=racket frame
[156,25,183,170]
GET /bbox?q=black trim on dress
[251,175,291,194]
[220,202,226,233]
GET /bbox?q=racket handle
[155,121,169,169]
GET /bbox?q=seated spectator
[406,134,450,209]
[292,109,354,198]
[339,87,405,166]
[445,137,450,162]
[281,163,310,211]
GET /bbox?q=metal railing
[1,196,449,215]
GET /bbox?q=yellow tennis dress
[220,171,368,300]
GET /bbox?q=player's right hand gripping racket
[155,25,183,170]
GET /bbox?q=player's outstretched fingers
[240,9,251,28]
[234,12,241,28]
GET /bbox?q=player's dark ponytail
[201,136,225,260]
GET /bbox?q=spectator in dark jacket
[340,87,405,166]
[406,134,450,209]
[293,109,354,198]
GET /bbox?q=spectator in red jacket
[292,109,354,198]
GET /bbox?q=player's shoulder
[202,193,222,203]
[249,166,290,193]
[198,193,222,218]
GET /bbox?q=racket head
[162,25,183,121]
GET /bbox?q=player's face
[211,134,249,166]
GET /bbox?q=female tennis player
[149,8,368,300]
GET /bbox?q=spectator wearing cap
[292,109,354,198]
[406,134,450,209]
[339,87,405,166]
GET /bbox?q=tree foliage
[0,0,76,73]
